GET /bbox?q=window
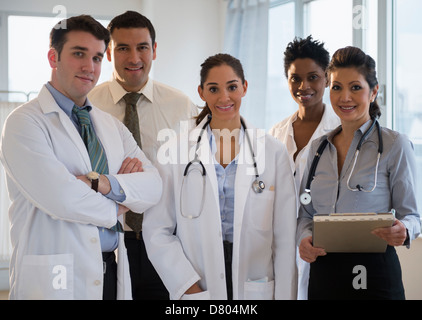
[393,0,422,213]
[6,14,111,102]
[266,0,355,130]
[266,1,296,129]
[304,0,353,54]
[303,0,354,115]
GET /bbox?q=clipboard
[312,212,395,253]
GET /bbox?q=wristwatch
[86,171,100,192]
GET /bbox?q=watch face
[87,171,100,180]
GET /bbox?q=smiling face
[287,58,328,109]
[330,67,379,127]
[48,30,105,106]
[198,64,247,129]
[108,27,157,92]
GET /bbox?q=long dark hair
[196,53,246,126]
[328,46,381,119]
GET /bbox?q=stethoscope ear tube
[300,119,383,206]
[183,159,206,177]
[180,115,266,219]
[299,138,328,206]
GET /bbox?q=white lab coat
[269,105,340,300]
[269,105,341,190]
[143,117,298,300]
[0,86,162,300]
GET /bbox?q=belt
[124,230,143,240]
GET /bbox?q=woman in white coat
[269,36,340,299]
[143,54,298,300]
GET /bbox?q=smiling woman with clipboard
[296,47,420,300]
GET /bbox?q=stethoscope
[299,118,384,206]
[180,114,265,219]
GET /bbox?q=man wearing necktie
[89,11,198,300]
[0,15,162,300]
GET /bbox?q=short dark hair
[107,11,156,45]
[328,46,381,119]
[50,15,110,60]
[284,35,330,78]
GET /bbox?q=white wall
[144,0,226,105]
[397,237,422,300]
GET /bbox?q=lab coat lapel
[234,119,265,238]
[233,141,253,233]
[37,85,92,172]
[90,107,117,171]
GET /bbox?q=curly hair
[283,35,330,78]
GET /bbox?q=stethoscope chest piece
[299,191,312,206]
[252,180,265,194]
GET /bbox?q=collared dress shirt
[88,77,198,165]
[297,119,420,244]
[269,105,340,190]
[46,82,125,252]
[208,125,245,243]
[296,119,420,299]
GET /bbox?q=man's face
[107,27,157,92]
[48,30,105,106]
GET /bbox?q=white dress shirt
[88,77,198,164]
[269,105,340,190]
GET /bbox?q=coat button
[91,237,97,243]
[220,273,224,279]
[94,280,101,286]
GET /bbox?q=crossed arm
[76,157,144,216]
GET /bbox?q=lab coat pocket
[19,253,74,300]
[181,290,211,300]
[244,279,274,300]
[248,191,274,231]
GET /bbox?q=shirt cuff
[104,175,126,202]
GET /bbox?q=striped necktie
[122,93,144,239]
[72,105,123,233]
[123,92,142,148]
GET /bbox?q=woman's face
[330,67,378,126]
[198,64,247,126]
[287,58,328,109]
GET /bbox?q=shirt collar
[326,119,374,144]
[109,77,154,105]
[357,119,374,136]
[45,82,92,116]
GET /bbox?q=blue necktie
[72,106,123,233]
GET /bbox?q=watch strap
[91,178,99,192]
